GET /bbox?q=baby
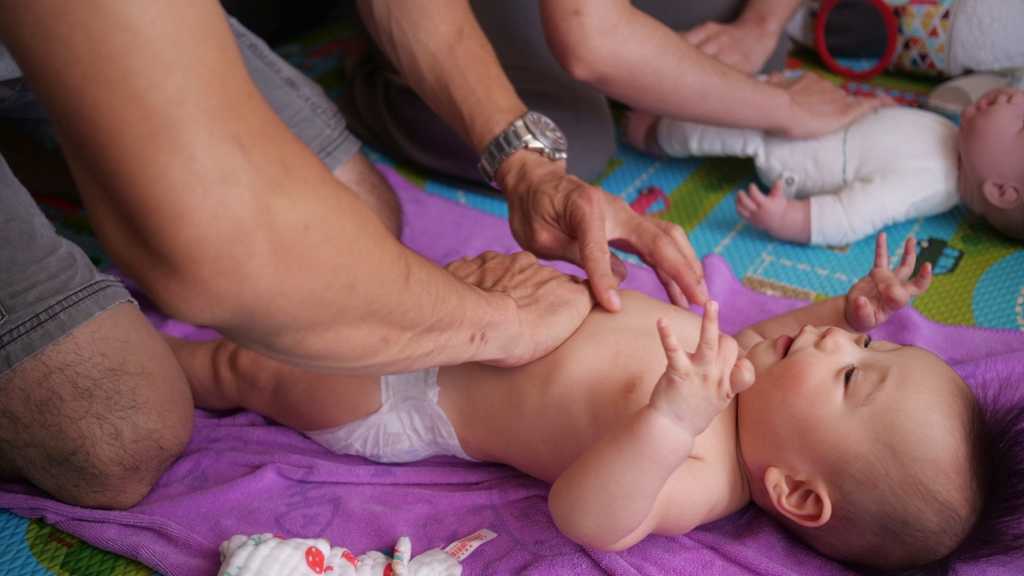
[625,87,1024,246]
[169,235,1011,571]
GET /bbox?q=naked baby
[169,234,997,571]
[626,86,1024,246]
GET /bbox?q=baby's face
[958,88,1024,235]
[737,325,966,484]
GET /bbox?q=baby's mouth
[776,335,794,358]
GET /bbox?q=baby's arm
[737,176,932,246]
[735,233,933,350]
[548,303,754,551]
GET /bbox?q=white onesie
[655,107,960,246]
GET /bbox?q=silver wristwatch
[478,111,568,187]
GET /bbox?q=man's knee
[0,303,195,509]
[61,407,192,509]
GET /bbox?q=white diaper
[305,368,476,463]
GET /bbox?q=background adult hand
[445,251,593,367]
[683,21,778,74]
[771,72,890,139]
[497,152,709,312]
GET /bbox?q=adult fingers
[568,187,623,312]
[660,220,704,297]
[610,252,629,284]
[683,22,717,46]
[614,208,707,306]
[657,269,690,308]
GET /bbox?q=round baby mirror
[815,0,898,80]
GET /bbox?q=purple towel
[1,168,1022,576]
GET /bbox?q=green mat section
[3,14,1023,576]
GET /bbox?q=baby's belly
[439,291,706,482]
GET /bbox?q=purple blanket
[2,168,1022,575]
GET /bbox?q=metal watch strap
[478,120,528,185]
[478,112,567,187]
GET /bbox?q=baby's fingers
[730,358,756,395]
[895,236,917,280]
[694,301,720,363]
[657,318,690,373]
[909,262,933,294]
[872,232,890,270]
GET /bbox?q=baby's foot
[623,110,665,155]
[735,181,811,243]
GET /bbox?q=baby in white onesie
[626,87,1024,246]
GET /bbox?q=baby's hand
[846,233,932,332]
[736,182,810,243]
[649,301,755,438]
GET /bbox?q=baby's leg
[625,112,765,158]
[624,110,666,156]
[166,337,381,431]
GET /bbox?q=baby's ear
[763,466,832,528]
[981,180,1023,210]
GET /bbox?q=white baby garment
[655,107,960,245]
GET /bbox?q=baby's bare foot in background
[623,110,664,155]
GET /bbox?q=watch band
[478,112,568,187]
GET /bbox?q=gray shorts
[0,17,361,375]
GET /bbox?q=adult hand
[683,21,778,75]
[497,152,708,312]
[445,251,593,368]
[771,72,890,139]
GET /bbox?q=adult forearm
[541,0,793,132]
[0,0,514,373]
[358,0,525,154]
[549,407,690,550]
[736,0,804,35]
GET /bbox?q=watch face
[523,111,568,152]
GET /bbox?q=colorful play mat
[2,13,1022,576]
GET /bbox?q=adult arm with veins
[541,0,880,139]
[0,0,592,373]
[358,0,710,311]
[684,0,804,74]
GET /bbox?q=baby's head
[737,325,986,570]
[957,88,1024,240]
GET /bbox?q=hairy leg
[332,153,402,237]
[167,336,382,432]
[0,303,193,509]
